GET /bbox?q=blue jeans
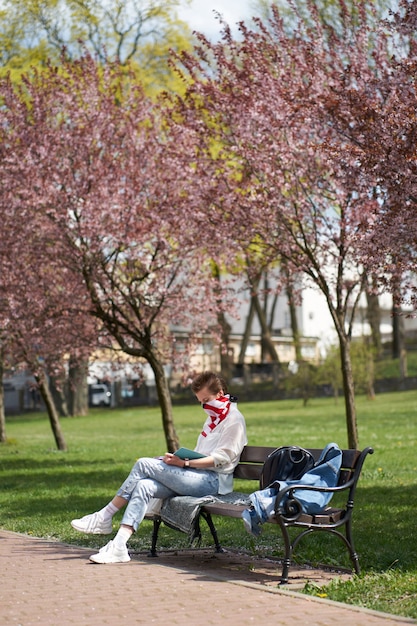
[116,457,219,531]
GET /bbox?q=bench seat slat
[202,502,247,518]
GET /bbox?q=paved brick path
[1,530,415,626]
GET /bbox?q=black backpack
[260,446,315,489]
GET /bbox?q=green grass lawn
[1,390,416,618]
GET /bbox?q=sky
[176,0,259,39]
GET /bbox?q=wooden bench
[148,444,374,584]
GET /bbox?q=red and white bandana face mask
[201,394,231,437]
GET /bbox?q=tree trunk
[35,372,67,451]
[392,301,404,359]
[365,282,382,358]
[238,295,256,364]
[217,309,233,382]
[400,348,408,380]
[281,262,302,363]
[338,335,359,449]
[49,375,69,417]
[268,292,279,333]
[0,351,7,443]
[287,283,302,362]
[261,272,269,361]
[391,272,406,364]
[239,270,261,365]
[147,352,179,452]
[213,264,234,381]
[252,293,280,362]
[68,357,89,416]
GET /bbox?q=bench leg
[280,557,291,585]
[277,519,293,584]
[281,521,361,580]
[345,517,360,575]
[200,511,224,553]
[148,517,161,557]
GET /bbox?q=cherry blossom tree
[171,3,398,448]
[263,1,417,368]
[0,55,234,451]
[0,163,102,448]
[307,0,417,300]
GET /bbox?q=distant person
[71,371,247,564]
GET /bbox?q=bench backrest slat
[238,446,276,463]
[233,464,263,480]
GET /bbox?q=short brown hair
[191,371,228,396]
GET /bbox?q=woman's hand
[162,453,184,467]
[162,452,215,470]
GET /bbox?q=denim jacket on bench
[242,443,342,535]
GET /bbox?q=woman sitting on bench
[71,370,247,564]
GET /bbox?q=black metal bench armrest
[274,477,357,522]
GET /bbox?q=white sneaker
[71,512,113,535]
[89,540,131,564]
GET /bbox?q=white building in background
[213,281,417,372]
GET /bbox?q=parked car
[89,383,111,407]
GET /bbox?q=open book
[173,447,206,460]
